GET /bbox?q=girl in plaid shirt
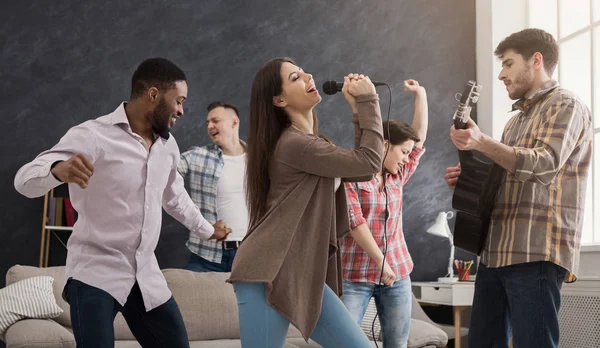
[341,80,428,348]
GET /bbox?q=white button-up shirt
[14,103,215,310]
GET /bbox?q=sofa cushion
[163,269,241,341]
[113,313,136,340]
[163,270,304,341]
[3,319,75,348]
[6,265,71,328]
[407,319,448,348]
[0,276,64,335]
[163,269,239,340]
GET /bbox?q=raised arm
[404,79,428,147]
[279,92,383,179]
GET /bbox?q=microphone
[322,80,386,95]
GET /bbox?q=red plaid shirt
[341,146,425,284]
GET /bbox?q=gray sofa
[1,265,448,348]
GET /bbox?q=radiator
[559,278,600,348]
[362,279,600,346]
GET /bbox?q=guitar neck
[454,116,468,130]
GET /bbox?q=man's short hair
[494,28,559,76]
[207,101,240,117]
[130,58,186,98]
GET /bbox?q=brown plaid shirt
[481,80,593,282]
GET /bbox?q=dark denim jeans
[185,249,237,273]
[65,279,189,348]
[468,261,567,348]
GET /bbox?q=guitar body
[450,81,504,255]
[452,148,495,255]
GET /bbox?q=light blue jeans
[341,277,412,348]
[232,282,372,348]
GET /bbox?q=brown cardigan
[227,94,383,339]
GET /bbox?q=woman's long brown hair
[246,57,321,230]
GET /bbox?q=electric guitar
[451,81,505,255]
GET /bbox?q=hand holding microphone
[322,75,385,95]
[341,73,377,114]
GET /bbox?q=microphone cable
[372,83,392,348]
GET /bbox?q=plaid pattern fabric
[177,143,224,263]
[341,146,425,283]
[482,80,593,282]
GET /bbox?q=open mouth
[209,130,219,137]
[306,84,317,93]
[170,115,179,126]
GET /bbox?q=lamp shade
[426,211,454,240]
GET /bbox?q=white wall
[476,0,527,139]
[476,0,600,279]
[578,247,600,280]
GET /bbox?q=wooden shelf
[40,185,74,267]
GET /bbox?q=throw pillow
[0,276,63,335]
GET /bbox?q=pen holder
[455,259,473,281]
[458,268,470,281]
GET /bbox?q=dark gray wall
[0,0,476,292]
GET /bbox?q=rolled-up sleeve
[344,182,366,229]
[513,98,589,185]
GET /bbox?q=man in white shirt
[178,101,249,272]
[14,58,231,347]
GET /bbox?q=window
[528,0,600,244]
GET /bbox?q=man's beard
[149,97,171,139]
[508,67,534,100]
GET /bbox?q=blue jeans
[185,249,237,272]
[468,261,567,348]
[65,279,189,348]
[341,277,412,348]
[232,282,372,348]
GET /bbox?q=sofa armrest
[4,319,75,348]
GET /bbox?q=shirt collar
[210,140,248,155]
[111,102,167,143]
[512,80,559,112]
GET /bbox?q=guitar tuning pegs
[471,96,479,103]
[475,85,483,92]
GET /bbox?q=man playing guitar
[445,29,592,348]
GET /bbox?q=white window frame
[527,0,600,246]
